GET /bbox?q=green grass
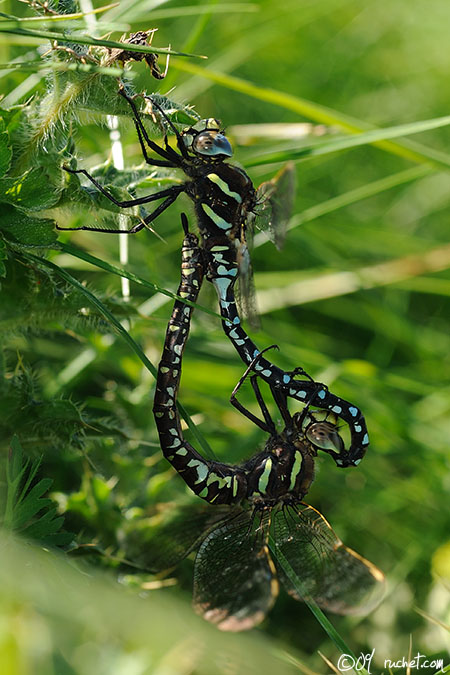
[1,0,449,673]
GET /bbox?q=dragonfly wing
[124,502,233,571]
[254,162,296,250]
[193,509,278,631]
[271,503,385,615]
[236,240,260,331]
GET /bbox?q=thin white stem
[80,0,129,300]
[107,114,130,300]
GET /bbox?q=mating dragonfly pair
[61,87,384,628]
[62,85,369,467]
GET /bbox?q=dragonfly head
[182,118,233,158]
[294,411,345,455]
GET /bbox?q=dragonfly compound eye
[192,130,233,157]
[306,421,344,453]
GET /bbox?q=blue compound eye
[193,130,233,157]
[306,421,344,453]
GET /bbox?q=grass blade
[269,535,366,672]
[58,242,221,320]
[256,244,450,311]
[245,116,450,167]
[0,26,206,59]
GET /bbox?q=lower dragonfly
[151,215,384,630]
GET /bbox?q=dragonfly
[149,216,385,630]
[61,87,369,465]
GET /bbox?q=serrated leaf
[0,167,61,211]
[23,508,63,537]
[3,436,73,548]
[13,479,54,529]
[0,131,12,177]
[34,398,87,424]
[0,205,57,247]
[0,104,26,137]
[14,498,54,529]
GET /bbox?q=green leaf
[0,167,62,211]
[0,60,127,78]
[0,205,57,247]
[0,131,12,177]
[8,434,25,488]
[2,435,73,548]
[23,508,63,537]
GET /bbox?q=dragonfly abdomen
[153,229,248,505]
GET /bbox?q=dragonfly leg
[250,376,277,434]
[63,167,184,209]
[141,192,183,228]
[268,382,292,428]
[57,178,184,233]
[118,86,180,164]
[289,365,315,383]
[146,97,191,159]
[230,365,275,434]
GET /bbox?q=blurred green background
[0,0,449,672]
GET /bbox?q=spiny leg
[63,166,184,209]
[58,174,184,233]
[248,346,295,430]
[230,347,280,435]
[250,376,276,434]
[118,85,181,164]
[141,191,183,228]
[145,97,191,159]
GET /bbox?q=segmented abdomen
[153,231,248,504]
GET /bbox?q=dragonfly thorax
[244,438,315,503]
[183,163,256,245]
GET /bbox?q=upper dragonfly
[61,86,292,263]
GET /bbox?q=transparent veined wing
[123,501,234,571]
[235,237,260,330]
[271,503,385,615]
[252,162,296,250]
[193,508,278,631]
[234,163,295,328]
